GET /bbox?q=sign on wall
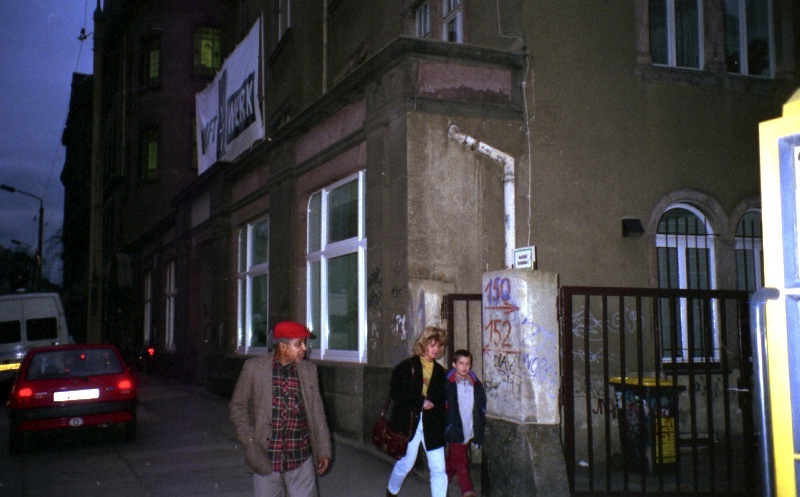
[196,18,263,175]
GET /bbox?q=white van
[0,292,71,381]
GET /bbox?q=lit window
[656,206,719,362]
[164,260,176,351]
[724,0,772,76]
[443,0,464,43]
[140,128,159,181]
[306,172,366,362]
[194,27,221,76]
[649,0,703,69]
[416,1,431,38]
[238,217,269,353]
[735,210,763,292]
[143,271,152,345]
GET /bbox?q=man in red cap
[230,321,332,497]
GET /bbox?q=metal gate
[443,293,483,371]
[560,286,755,496]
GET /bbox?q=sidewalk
[0,372,471,497]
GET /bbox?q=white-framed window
[306,171,367,362]
[415,1,431,38]
[443,0,464,43]
[649,0,704,69]
[143,271,153,345]
[164,260,176,351]
[735,210,764,292]
[656,205,719,362]
[237,217,269,353]
[723,0,773,76]
[278,0,291,41]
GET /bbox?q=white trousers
[387,415,447,497]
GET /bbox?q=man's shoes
[462,492,477,497]
[386,490,398,497]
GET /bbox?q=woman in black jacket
[386,326,447,497]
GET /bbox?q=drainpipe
[448,124,515,268]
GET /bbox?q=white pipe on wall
[448,124,516,268]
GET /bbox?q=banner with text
[196,18,263,175]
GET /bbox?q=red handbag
[371,404,409,460]
[372,364,415,460]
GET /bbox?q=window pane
[675,0,700,68]
[328,181,358,243]
[446,18,458,42]
[736,248,757,291]
[724,0,742,72]
[649,0,668,64]
[416,2,430,38]
[686,248,710,289]
[26,317,57,341]
[736,211,763,291]
[327,253,358,350]
[250,274,268,347]
[657,247,679,288]
[194,27,221,74]
[252,220,269,266]
[308,193,321,252]
[746,0,770,76]
[149,48,159,79]
[659,297,682,358]
[239,278,247,348]
[736,211,762,237]
[657,208,707,235]
[0,321,21,344]
[309,261,321,349]
[238,227,247,272]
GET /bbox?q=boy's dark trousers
[445,442,474,495]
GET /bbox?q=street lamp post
[1,184,44,290]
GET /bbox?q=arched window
[656,205,718,362]
[735,210,763,292]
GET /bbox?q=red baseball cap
[274,321,313,339]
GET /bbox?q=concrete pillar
[481,269,568,496]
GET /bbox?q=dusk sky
[0,1,94,284]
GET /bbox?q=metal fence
[560,286,755,496]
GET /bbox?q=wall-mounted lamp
[622,218,644,237]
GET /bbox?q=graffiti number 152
[485,319,512,348]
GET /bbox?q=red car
[7,343,137,454]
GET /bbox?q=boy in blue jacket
[444,349,487,497]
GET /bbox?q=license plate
[54,389,100,402]
[0,362,20,372]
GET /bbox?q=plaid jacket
[229,352,332,475]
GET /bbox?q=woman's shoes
[386,490,398,497]
[462,492,477,497]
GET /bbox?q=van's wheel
[9,426,24,455]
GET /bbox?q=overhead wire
[39,0,92,278]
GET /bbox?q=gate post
[481,269,569,496]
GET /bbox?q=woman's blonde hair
[412,326,447,358]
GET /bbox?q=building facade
[82,0,798,454]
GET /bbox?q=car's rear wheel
[122,416,137,442]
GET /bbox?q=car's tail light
[13,386,35,405]
[117,378,134,393]
[17,387,33,398]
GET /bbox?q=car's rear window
[26,349,124,379]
